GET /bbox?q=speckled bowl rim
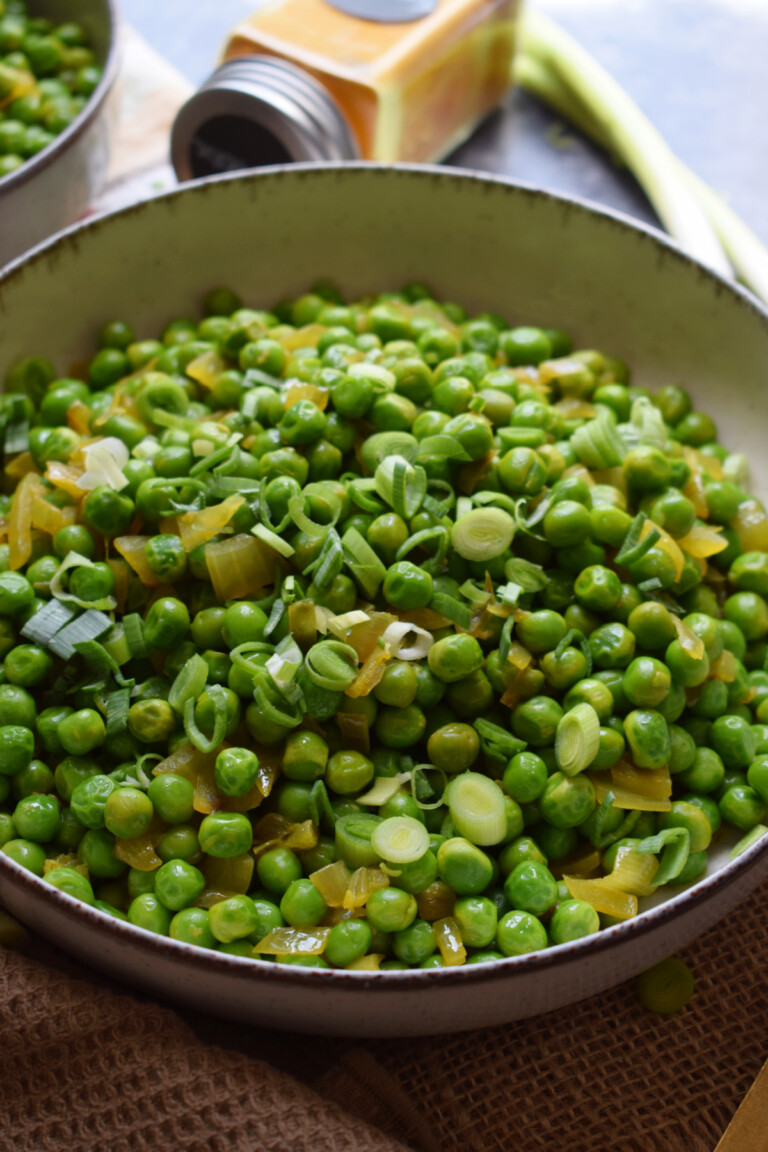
[0,0,120,195]
[1,160,768,992]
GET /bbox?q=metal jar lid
[171,55,360,181]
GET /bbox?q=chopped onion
[590,772,672,813]
[563,875,638,920]
[381,621,434,661]
[76,437,130,491]
[434,917,467,966]
[310,860,352,907]
[356,772,412,807]
[253,927,331,956]
[610,761,671,802]
[602,845,659,897]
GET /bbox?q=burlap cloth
[2,873,767,1152]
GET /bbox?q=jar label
[323,0,437,21]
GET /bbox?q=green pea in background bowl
[1,164,768,1036]
[0,0,120,269]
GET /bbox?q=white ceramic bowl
[0,0,119,269]
[1,164,768,1037]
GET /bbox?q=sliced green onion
[554,628,593,676]
[394,525,450,575]
[555,703,601,776]
[349,478,388,515]
[105,688,131,737]
[416,435,472,463]
[169,653,209,715]
[519,11,729,275]
[452,508,515,562]
[341,527,387,599]
[252,676,303,730]
[122,613,148,659]
[20,599,76,645]
[374,455,427,519]
[430,593,472,630]
[48,609,112,659]
[628,397,667,449]
[730,824,768,859]
[591,797,641,850]
[499,614,515,664]
[615,512,660,568]
[101,624,132,666]
[472,491,520,515]
[636,826,691,886]
[455,496,474,520]
[264,598,286,640]
[73,640,135,689]
[309,779,336,830]
[371,816,430,864]
[251,524,295,558]
[474,719,527,761]
[636,957,695,1015]
[189,440,238,477]
[495,582,523,606]
[410,763,446,810]
[570,408,627,469]
[183,685,229,753]
[50,550,117,612]
[288,485,343,536]
[303,528,343,590]
[446,772,508,846]
[504,557,549,593]
[304,640,359,691]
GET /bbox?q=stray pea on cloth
[2,874,768,1152]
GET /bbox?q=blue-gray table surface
[122,0,768,247]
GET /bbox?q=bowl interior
[1,164,768,1012]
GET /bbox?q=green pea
[170,907,216,948]
[622,657,671,708]
[539,772,596,828]
[503,752,548,804]
[280,878,327,927]
[437,837,493,895]
[198,812,253,858]
[256,847,303,895]
[325,919,373,967]
[496,910,547,956]
[549,899,600,944]
[366,886,418,933]
[45,866,95,905]
[13,793,60,843]
[709,714,757,768]
[719,784,767,831]
[129,893,172,935]
[511,696,563,747]
[2,838,46,875]
[392,919,436,965]
[77,829,126,878]
[503,860,557,915]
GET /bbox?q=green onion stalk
[514,10,768,304]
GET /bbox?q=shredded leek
[183,685,228,753]
[169,653,209,715]
[48,609,113,659]
[570,409,627,470]
[730,824,768,860]
[374,455,427,519]
[371,816,430,864]
[636,826,691,886]
[105,688,131,737]
[304,640,359,691]
[20,599,76,646]
[474,718,526,761]
[122,613,148,659]
[430,593,472,630]
[251,523,295,558]
[446,772,508,846]
[341,527,387,599]
[49,550,117,612]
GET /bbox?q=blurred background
[122,0,768,245]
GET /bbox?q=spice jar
[171,0,518,180]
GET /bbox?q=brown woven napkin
[0,945,412,1152]
[5,876,768,1152]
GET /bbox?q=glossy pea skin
[503,861,558,916]
[622,657,671,708]
[624,709,671,770]
[549,899,600,944]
